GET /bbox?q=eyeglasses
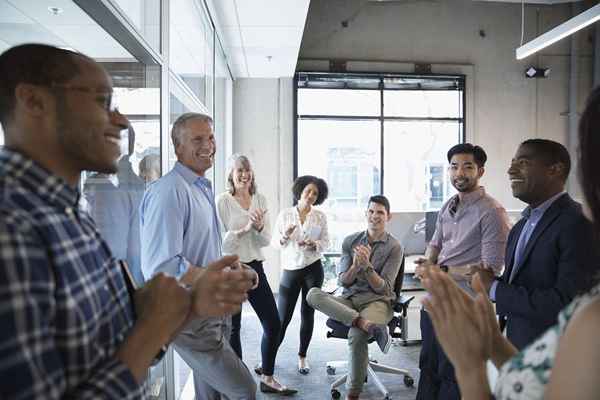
[49,84,119,113]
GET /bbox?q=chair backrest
[393,254,406,297]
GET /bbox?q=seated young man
[307,195,403,400]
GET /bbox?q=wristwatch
[365,265,375,275]
[439,264,449,273]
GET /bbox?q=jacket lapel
[510,194,570,282]
[504,219,525,281]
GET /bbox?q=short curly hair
[292,175,328,206]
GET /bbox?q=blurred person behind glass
[84,124,145,285]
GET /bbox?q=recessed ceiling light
[48,6,63,16]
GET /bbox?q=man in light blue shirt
[140,113,257,399]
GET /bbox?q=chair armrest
[393,295,415,314]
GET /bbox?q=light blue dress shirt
[490,191,566,300]
[140,162,230,353]
[140,161,222,281]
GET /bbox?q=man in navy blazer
[475,139,597,350]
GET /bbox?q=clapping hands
[249,208,267,232]
[420,267,499,373]
[190,255,257,319]
[352,244,371,269]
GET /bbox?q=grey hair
[171,112,213,148]
[226,153,256,195]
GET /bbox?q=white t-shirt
[272,206,329,271]
[216,192,271,263]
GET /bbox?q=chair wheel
[326,366,336,375]
[404,375,414,387]
[331,389,341,399]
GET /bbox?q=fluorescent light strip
[516,3,600,60]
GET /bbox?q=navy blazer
[495,193,597,350]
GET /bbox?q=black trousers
[416,309,461,400]
[277,259,324,357]
[229,260,282,376]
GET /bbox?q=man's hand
[471,266,495,293]
[414,258,434,279]
[240,262,260,290]
[134,273,191,344]
[352,244,371,268]
[190,255,256,318]
[421,268,492,372]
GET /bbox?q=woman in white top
[217,154,296,395]
[273,175,329,375]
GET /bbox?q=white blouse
[216,192,271,263]
[272,206,329,271]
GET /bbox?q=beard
[452,177,477,193]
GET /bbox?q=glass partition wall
[0,1,233,398]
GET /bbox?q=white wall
[233,78,294,289]
[233,0,596,287]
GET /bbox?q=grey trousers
[307,288,392,395]
[173,340,256,400]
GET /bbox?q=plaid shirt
[0,149,145,399]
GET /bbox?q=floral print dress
[494,282,600,399]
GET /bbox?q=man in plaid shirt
[0,44,256,399]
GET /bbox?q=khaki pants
[307,288,392,395]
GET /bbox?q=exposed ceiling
[207,0,311,78]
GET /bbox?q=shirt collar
[360,230,389,245]
[0,147,80,208]
[174,161,212,189]
[459,186,485,206]
[522,191,566,219]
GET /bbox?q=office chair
[324,257,415,400]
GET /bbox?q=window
[295,73,464,257]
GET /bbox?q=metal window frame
[293,71,466,199]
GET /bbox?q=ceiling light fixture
[516,3,600,60]
[525,66,550,78]
[48,6,63,16]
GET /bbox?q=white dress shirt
[216,192,271,263]
[272,206,329,271]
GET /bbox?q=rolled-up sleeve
[337,235,354,286]
[372,241,403,296]
[480,207,510,275]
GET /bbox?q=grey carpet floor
[238,301,421,400]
